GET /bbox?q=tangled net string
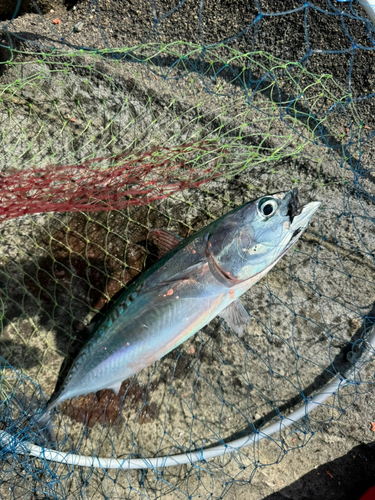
[0,1,375,499]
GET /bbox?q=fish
[33,188,320,437]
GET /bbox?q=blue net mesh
[0,1,374,499]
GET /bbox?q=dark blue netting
[0,1,374,499]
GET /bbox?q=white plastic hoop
[1,329,374,470]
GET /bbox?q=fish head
[206,188,320,283]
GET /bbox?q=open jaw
[287,200,321,249]
[285,188,320,241]
[268,198,321,269]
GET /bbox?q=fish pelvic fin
[110,381,123,396]
[218,300,251,338]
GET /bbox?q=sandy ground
[0,1,374,500]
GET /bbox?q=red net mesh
[0,141,225,219]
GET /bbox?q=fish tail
[11,394,57,445]
[29,407,56,444]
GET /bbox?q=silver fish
[36,188,320,429]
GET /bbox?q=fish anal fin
[110,381,123,396]
[218,300,251,338]
[148,229,183,258]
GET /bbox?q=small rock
[74,21,83,32]
[349,317,361,331]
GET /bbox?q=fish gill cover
[0,1,374,499]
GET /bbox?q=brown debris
[62,378,160,427]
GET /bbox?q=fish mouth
[271,194,321,267]
[285,189,321,247]
[286,188,300,224]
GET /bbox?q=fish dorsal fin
[148,229,183,258]
[218,300,251,338]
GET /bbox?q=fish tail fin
[11,394,57,445]
[29,407,56,444]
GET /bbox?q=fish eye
[258,198,278,218]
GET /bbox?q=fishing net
[0,1,375,499]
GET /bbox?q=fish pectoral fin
[159,261,204,285]
[148,229,183,258]
[218,300,251,338]
[109,381,123,396]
